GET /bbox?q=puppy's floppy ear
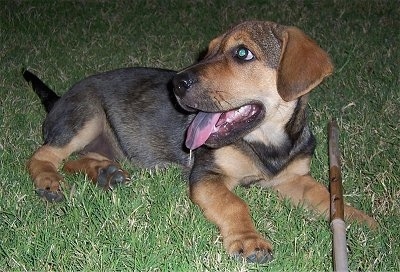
[274,26,334,101]
[203,35,223,58]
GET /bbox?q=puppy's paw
[36,188,65,202]
[226,232,273,263]
[97,164,129,190]
[345,205,378,229]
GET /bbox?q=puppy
[24,21,376,263]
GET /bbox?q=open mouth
[185,103,264,150]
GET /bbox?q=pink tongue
[186,112,222,150]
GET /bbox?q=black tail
[23,69,60,113]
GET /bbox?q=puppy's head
[173,21,333,150]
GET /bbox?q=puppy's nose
[173,72,194,98]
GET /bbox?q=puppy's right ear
[203,35,223,58]
[274,26,334,101]
[197,35,224,61]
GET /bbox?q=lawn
[1,0,399,271]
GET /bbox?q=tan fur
[28,145,65,191]
[214,146,263,189]
[198,41,280,109]
[63,152,116,183]
[190,176,273,259]
[28,118,103,190]
[277,26,334,101]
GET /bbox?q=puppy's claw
[227,233,274,264]
[36,188,65,202]
[232,248,273,264]
[246,249,273,263]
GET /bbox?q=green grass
[1,0,399,271]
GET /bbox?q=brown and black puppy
[24,21,376,263]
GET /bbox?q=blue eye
[236,47,254,61]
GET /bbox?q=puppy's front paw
[344,205,378,229]
[225,232,273,263]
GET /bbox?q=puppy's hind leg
[28,145,71,202]
[63,152,129,191]
[28,118,103,202]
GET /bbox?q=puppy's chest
[214,145,277,186]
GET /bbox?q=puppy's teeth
[238,105,252,116]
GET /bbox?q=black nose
[173,72,194,98]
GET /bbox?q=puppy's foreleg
[190,175,273,263]
[273,174,377,228]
